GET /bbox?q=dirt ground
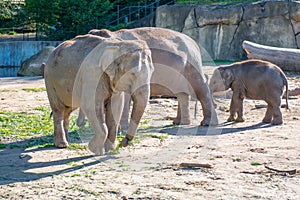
[0,66,299,200]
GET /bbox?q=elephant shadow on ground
[0,122,273,186]
[155,122,273,136]
[0,137,117,186]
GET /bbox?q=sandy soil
[0,67,299,200]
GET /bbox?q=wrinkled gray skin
[87,27,218,127]
[44,34,153,155]
[209,59,288,125]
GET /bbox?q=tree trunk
[242,40,300,72]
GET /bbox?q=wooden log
[283,88,300,98]
[242,40,300,72]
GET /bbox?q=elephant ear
[100,46,120,82]
[219,68,234,88]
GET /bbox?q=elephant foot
[200,117,218,126]
[121,134,133,147]
[88,136,104,155]
[271,118,283,125]
[262,118,272,124]
[104,139,115,152]
[173,118,191,125]
[235,116,245,122]
[54,139,69,148]
[227,115,236,122]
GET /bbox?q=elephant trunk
[121,85,149,147]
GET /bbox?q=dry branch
[179,163,213,169]
[265,165,297,175]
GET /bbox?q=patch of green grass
[114,161,129,167]
[71,173,80,177]
[22,87,46,92]
[251,161,262,166]
[108,134,125,155]
[0,143,6,149]
[25,137,54,149]
[138,118,152,129]
[0,107,78,149]
[0,109,53,139]
[68,143,87,151]
[233,158,242,162]
[66,161,79,167]
[0,89,18,92]
[108,133,141,155]
[34,106,50,112]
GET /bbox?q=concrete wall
[0,41,61,77]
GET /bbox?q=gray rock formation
[17,46,54,76]
[133,1,300,61]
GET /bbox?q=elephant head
[97,40,154,147]
[209,67,234,93]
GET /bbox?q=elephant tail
[194,100,198,119]
[282,73,289,111]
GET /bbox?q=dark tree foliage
[2,0,173,39]
[25,0,113,40]
[0,0,25,31]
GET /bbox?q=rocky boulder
[135,1,300,62]
[17,46,54,76]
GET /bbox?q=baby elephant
[209,59,288,125]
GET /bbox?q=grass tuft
[22,87,46,92]
[251,161,262,166]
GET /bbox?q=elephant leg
[76,108,86,127]
[46,83,69,147]
[227,98,237,122]
[173,93,190,125]
[53,109,69,148]
[235,98,245,122]
[120,93,131,131]
[63,106,73,142]
[84,102,108,156]
[104,93,124,152]
[184,63,218,126]
[262,103,273,124]
[271,98,283,125]
[122,85,149,147]
[192,81,218,126]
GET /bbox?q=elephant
[44,34,154,155]
[209,59,288,125]
[88,27,218,127]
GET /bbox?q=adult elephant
[44,34,154,155]
[88,27,218,127]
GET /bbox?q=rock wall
[135,1,300,61]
